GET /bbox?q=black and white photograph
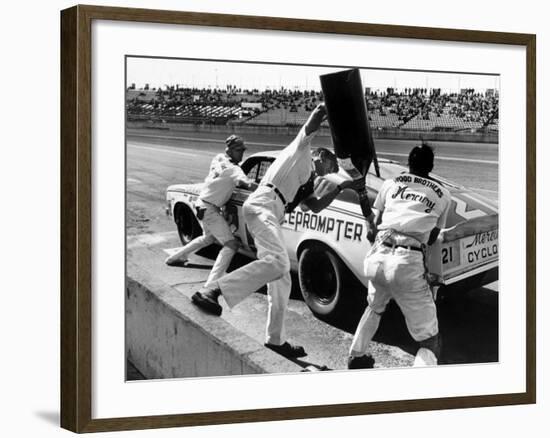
[2,0,544,435]
[125,57,499,380]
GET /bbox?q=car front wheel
[298,244,360,321]
[174,203,202,245]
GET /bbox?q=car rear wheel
[298,244,361,321]
[174,203,202,245]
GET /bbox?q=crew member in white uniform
[348,143,451,369]
[165,135,256,289]
[192,104,358,358]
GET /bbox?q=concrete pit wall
[126,262,302,379]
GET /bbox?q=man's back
[199,153,248,207]
[376,172,451,244]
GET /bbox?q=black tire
[298,244,362,321]
[174,203,202,245]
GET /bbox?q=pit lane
[126,128,499,376]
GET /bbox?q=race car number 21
[441,242,460,269]
[442,246,454,264]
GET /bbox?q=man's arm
[285,104,326,154]
[232,165,259,191]
[300,178,359,213]
[428,190,451,245]
[366,209,381,243]
[372,209,382,227]
[366,180,390,243]
[427,227,441,245]
[237,179,258,191]
[303,104,327,137]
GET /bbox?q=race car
[166,151,498,321]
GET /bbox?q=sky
[126,56,500,93]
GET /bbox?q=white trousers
[218,187,290,345]
[349,245,438,359]
[168,205,236,287]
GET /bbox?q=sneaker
[165,256,188,267]
[265,342,307,358]
[347,354,375,369]
[191,288,222,316]
[413,348,438,367]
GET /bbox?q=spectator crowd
[126,84,499,132]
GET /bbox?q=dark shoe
[347,354,375,369]
[191,289,222,316]
[265,342,307,358]
[165,256,188,267]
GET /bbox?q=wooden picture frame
[60,4,536,433]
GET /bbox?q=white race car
[166,151,498,321]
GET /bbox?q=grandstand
[126,85,498,133]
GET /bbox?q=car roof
[237,150,497,226]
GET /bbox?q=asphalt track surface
[126,127,499,369]
[127,127,499,198]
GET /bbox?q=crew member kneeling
[165,135,256,289]
[348,143,451,369]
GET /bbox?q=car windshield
[242,157,275,184]
[257,161,272,180]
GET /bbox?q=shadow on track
[325,285,499,365]
[201,245,498,365]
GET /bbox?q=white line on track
[128,143,212,158]
[377,151,498,165]
[128,133,497,165]
[129,133,281,148]
[468,187,498,194]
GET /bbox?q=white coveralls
[217,126,315,345]
[349,172,451,365]
[170,153,251,287]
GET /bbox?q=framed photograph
[60,4,536,433]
